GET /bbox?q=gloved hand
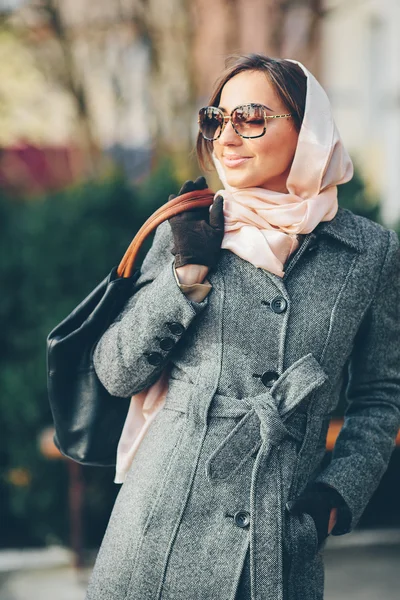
[286,482,348,549]
[168,176,224,270]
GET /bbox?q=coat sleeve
[315,228,400,534]
[93,220,211,398]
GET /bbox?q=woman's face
[213,70,300,191]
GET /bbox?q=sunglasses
[198,103,293,141]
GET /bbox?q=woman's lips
[221,155,251,168]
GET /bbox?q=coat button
[167,322,185,336]
[146,352,162,366]
[270,296,287,314]
[261,371,279,388]
[159,337,174,351]
[234,510,250,528]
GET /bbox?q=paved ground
[0,566,90,600]
[324,530,400,600]
[1,530,400,599]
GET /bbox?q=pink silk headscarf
[114,59,353,484]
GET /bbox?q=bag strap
[117,188,215,278]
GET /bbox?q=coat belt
[205,353,329,481]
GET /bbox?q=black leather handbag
[46,188,214,466]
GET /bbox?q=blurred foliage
[338,166,381,223]
[0,160,396,548]
[0,158,179,548]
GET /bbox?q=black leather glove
[168,176,224,270]
[286,482,349,548]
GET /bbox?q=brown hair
[196,54,307,170]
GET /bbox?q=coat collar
[313,206,364,253]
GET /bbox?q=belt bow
[206,353,328,481]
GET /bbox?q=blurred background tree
[0,0,334,184]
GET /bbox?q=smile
[222,155,251,168]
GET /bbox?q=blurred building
[321,0,400,226]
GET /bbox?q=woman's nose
[218,119,242,146]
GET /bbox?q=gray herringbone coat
[85,207,400,600]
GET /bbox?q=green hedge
[337,168,381,223]
[0,161,179,548]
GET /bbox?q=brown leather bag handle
[117,188,215,278]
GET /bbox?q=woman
[85,55,400,600]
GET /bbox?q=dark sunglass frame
[198,103,293,141]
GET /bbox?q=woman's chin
[222,170,288,192]
[223,170,258,189]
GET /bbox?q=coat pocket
[283,508,320,600]
[284,509,318,562]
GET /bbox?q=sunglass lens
[232,105,265,138]
[199,107,223,141]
